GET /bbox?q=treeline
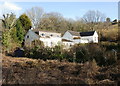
[25,7,116,33]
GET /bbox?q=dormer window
[35,31,39,35]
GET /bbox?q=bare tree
[26,7,44,28]
[82,10,106,23]
[82,10,106,30]
[39,12,65,32]
[2,12,16,30]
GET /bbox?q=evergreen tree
[2,31,12,52]
[19,14,32,32]
[10,28,18,42]
[16,19,25,44]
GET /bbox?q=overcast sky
[0,1,118,20]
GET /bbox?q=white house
[25,29,98,48]
[62,30,81,48]
[62,30,98,48]
[24,29,62,47]
[80,31,98,43]
[24,29,40,46]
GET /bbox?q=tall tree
[10,28,17,42]
[1,13,17,52]
[16,19,25,44]
[19,14,32,32]
[26,7,44,28]
[2,30,12,52]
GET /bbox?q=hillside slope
[2,54,120,85]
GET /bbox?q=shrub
[52,46,64,61]
[75,45,89,63]
[31,39,44,48]
[104,51,117,66]
[25,45,64,61]
[24,43,117,66]
[27,47,52,60]
[63,49,74,62]
[99,28,118,41]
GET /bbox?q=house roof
[67,30,80,36]
[28,29,41,38]
[80,31,95,37]
[32,28,61,35]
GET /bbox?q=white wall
[40,37,61,47]
[24,30,39,46]
[93,31,98,43]
[81,36,93,43]
[62,41,74,49]
[80,31,98,43]
[39,31,61,37]
[25,30,62,47]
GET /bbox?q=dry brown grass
[2,54,120,85]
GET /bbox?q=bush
[75,45,89,63]
[25,45,64,61]
[100,42,118,51]
[24,43,117,66]
[69,43,117,66]
[31,39,44,48]
[52,46,64,61]
[25,46,51,60]
[63,49,74,62]
[99,27,118,41]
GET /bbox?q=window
[41,33,44,36]
[95,37,96,41]
[50,34,53,36]
[35,31,39,35]
[27,35,29,38]
[51,42,53,46]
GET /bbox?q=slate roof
[67,30,96,37]
[80,31,95,37]
[67,30,80,36]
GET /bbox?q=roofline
[67,30,80,36]
[31,29,61,34]
[27,30,40,38]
